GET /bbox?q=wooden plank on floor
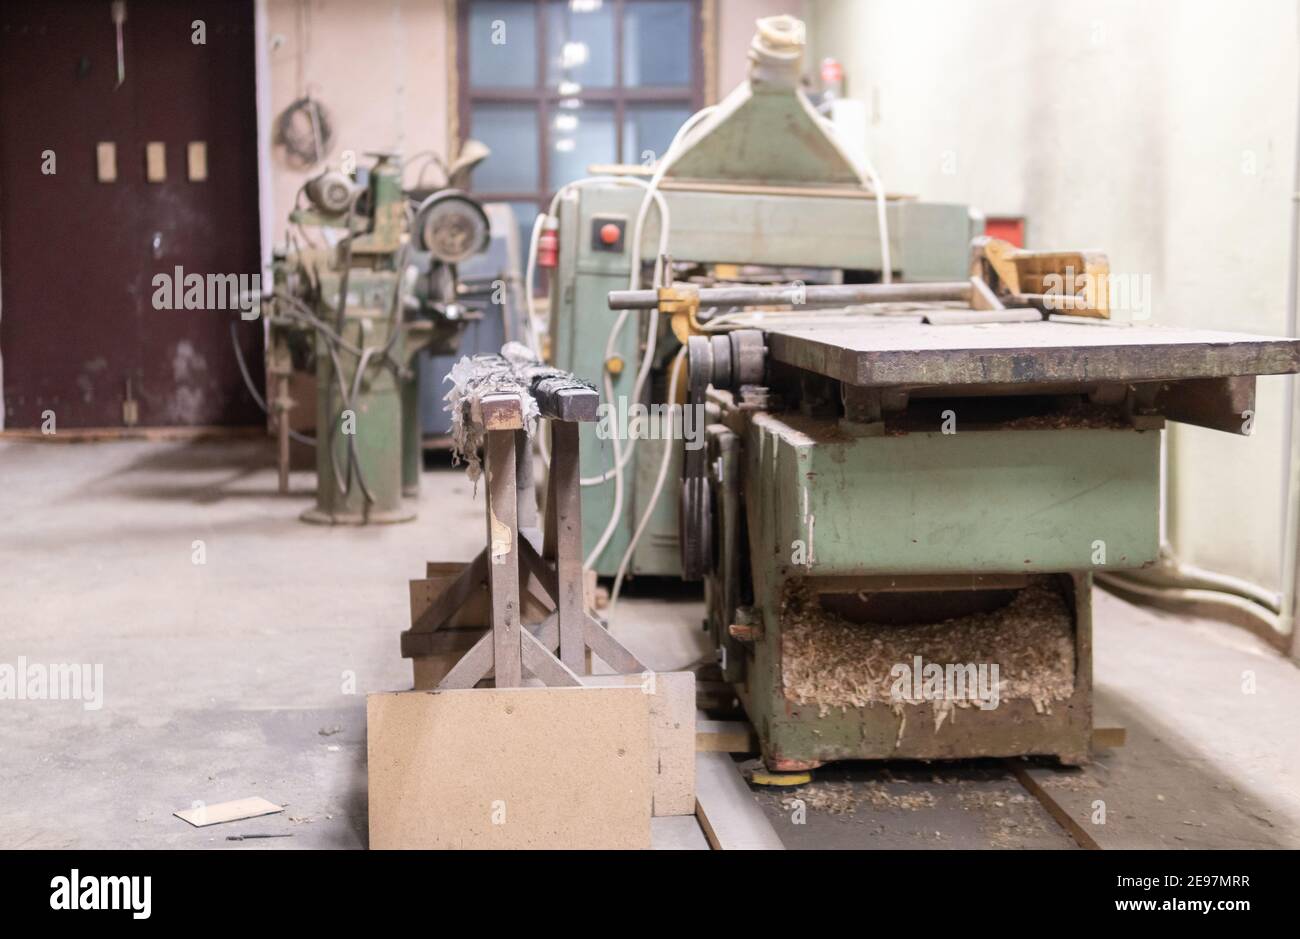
[1092,726,1127,749]
[696,719,757,753]
[1007,760,1101,850]
[694,751,784,850]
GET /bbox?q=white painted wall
[806,0,1300,593]
[263,0,452,250]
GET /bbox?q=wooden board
[694,751,784,850]
[173,797,282,828]
[764,319,1300,387]
[407,561,552,689]
[582,672,695,816]
[367,687,652,849]
[696,719,757,753]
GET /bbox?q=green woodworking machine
[269,152,491,524]
[547,19,981,577]
[551,15,1300,771]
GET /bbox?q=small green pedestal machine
[269,152,491,524]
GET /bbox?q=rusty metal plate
[763,318,1300,387]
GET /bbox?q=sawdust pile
[781,576,1075,730]
[777,782,936,816]
[1000,403,1129,431]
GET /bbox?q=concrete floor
[2,437,1297,849]
[0,438,707,849]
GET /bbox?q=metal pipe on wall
[1281,0,1300,659]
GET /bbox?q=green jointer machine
[269,152,491,524]
[547,15,1300,774]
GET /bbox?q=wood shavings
[956,788,1028,811]
[1039,771,1103,792]
[781,576,1076,725]
[776,781,937,816]
[999,403,1129,430]
[957,788,1048,847]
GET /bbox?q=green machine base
[708,412,1162,771]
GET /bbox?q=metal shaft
[607,280,973,311]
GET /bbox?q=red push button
[599,223,621,245]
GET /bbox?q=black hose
[229,318,315,447]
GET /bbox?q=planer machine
[559,15,1300,772]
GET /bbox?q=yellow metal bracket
[659,284,704,342]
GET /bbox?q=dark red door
[0,0,263,428]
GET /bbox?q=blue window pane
[469,1,538,88]
[471,104,540,192]
[548,103,616,190]
[622,104,691,167]
[546,0,615,90]
[506,200,542,263]
[624,1,692,87]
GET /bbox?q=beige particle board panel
[367,687,652,849]
[582,672,696,817]
[695,751,784,850]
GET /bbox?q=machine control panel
[590,214,627,253]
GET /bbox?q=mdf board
[368,688,652,849]
[583,672,696,817]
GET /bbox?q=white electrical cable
[595,100,891,579]
[524,177,670,474]
[523,212,546,356]
[606,345,687,619]
[523,175,671,364]
[811,109,893,284]
[583,106,717,569]
[861,159,893,285]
